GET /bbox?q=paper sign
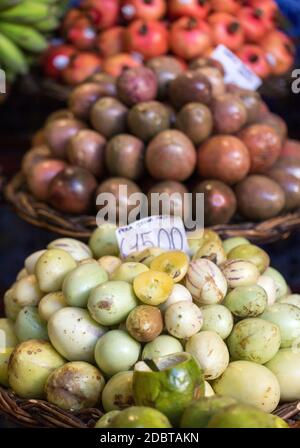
[211,45,262,90]
[116,215,189,258]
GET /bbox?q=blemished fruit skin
[8,340,65,399]
[133,352,204,425]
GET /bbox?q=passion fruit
[193,180,237,225]
[146,130,196,181]
[146,56,185,99]
[127,101,171,142]
[67,129,106,178]
[238,124,282,174]
[105,134,145,180]
[168,70,212,109]
[68,82,109,120]
[117,66,158,106]
[126,305,163,342]
[197,136,250,185]
[212,94,247,134]
[235,175,285,220]
[176,103,213,145]
[96,177,142,221]
[90,97,128,138]
[48,166,98,214]
[147,181,189,218]
[44,118,86,159]
[180,396,237,428]
[110,406,171,428]
[208,404,288,428]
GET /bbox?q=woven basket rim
[0,386,102,428]
[0,385,299,428]
[4,172,300,243]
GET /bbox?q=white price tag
[211,45,262,91]
[116,215,189,258]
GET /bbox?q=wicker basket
[5,172,300,243]
[0,385,299,428]
[0,386,102,428]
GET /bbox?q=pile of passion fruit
[24,62,300,225]
[1,226,300,427]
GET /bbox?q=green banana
[0,22,48,52]
[0,31,28,74]
[0,1,51,23]
[0,0,21,12]
[35,17,59,32]
[30,0,59,4]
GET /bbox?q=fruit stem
[249,54,259,63]
[138,23,148,35]
[198,0,207,5]
[143,0,153,4]
[254,8,263,19]
[228,22,240,34]
[187,17,198,30]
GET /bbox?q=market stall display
[5,62,300,242]
[0,228,300,428]
[41,0,295,87]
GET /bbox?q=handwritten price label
[211,45,262,91]
[116,215,189,258]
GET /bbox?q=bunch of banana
[0,0,68,82]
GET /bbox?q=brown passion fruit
[271,158,300,181]
[117,66,158,106]
[88,73,117,97]
[238,124,282,174]
[212,94,247,134]
[22,145,52,177]
[280,139,300,160]
[44,118,86,159]
[189,57,225,76]
[146,56,185,99]
[235,175,285,220]
[226,84,261,124]
[257,113,288,142]
[197,136,250,185]
[147,180,189,218]
[105,134,145,180]
[90,97,128,139]
[48,166,98,214]
[268,168,300,211]
[96,177,142,220]
[27,159,67,201]
[68,83,108,120]
[126,305,163,342]
[195,67,225,98]
[168,70,212,109]
[146,130,196,181]
[176,102,213,145]
[67,129,106,178]
[193,180,237,226]
[127,101,171,142]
